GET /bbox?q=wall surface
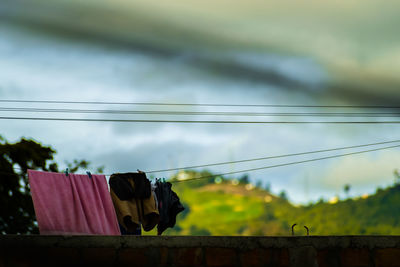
[1,235,400,267]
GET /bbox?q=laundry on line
[27,170,184,236]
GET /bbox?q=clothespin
[86,171,92,179]
[162,178,166,183]
[65,168,69,177]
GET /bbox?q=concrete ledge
[1,236,400,267]
[1,235,400,249]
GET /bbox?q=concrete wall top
[1,235,400,250]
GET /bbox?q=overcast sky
[1,6,400,203]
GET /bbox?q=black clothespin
[65,168,69,177]
[86,171,92,179]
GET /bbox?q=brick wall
[1,236,400,267]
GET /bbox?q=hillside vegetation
[152,171,400,236]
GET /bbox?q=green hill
[150,171,400,236]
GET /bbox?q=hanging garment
[154,180,185,235]
[109,173,159,233]
[119,223,141,235]
[27,170,120,235]
[109,172,151,200]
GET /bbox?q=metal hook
[304,226,309,236]
[291,223,297,236]
[86,171,92,179]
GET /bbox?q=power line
[172,144,400,183]
[3,143,399,181]
[1,107,400,117]
[145,139,400,173]
[0,116,400,124]
[0,99,399,109]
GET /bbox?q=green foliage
[0,137,57,234]
[279,190,288,201]
[344,184,351,198]
[238,174,249,184]
[0,136,104,234]
[394,169,400,184]
[170,170,216,188]
[166,171,400,236]
[65,159,105,174]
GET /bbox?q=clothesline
[3,141,400,182]
[144,139,400,173]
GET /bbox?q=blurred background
[1,0,400,235]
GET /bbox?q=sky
[0,0,400,203]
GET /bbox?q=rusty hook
[291,223,297,236]
[304,225,309,236]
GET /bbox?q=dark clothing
[109,173,159,233]
[155,180,185,235]
[119,223,141,235]
[109,172,151,200]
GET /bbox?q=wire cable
[0,99,400,109]
[3,143,399,180]
[171,144,400,183]
[145,139,400,173]
[1,107,400,117]
[0,116,400,124]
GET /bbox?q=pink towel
[28,170,120,235]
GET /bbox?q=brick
[206,248,237,267]
[81,248,116,266]
[340,248,371,267]
[173,248,203,267]
[270,249,290,267]
[46,247,80,266]
[317,249,340,267]
[375,248,400,267]
[159,248,169,267]
[4,247,45,267]
[289,246,318,267]
[119,248,148,267]
[240,249,267,267]
[0,249,4,267]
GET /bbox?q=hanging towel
[28,170,120,235]
[109,173,159,232]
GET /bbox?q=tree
[264,182,271,193]
[0,136,102,234]
[344,184,351,199]
[239,174,249,184]
[279,190,288,200]
[394,169,400,184]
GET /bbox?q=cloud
[316,150,400,191]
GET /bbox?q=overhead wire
[3,141,399,180]
[0,116,400,124]
[144,139,400,173]
[171,144,400,183]
[0,107,400,117]
[0,99,400,109]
